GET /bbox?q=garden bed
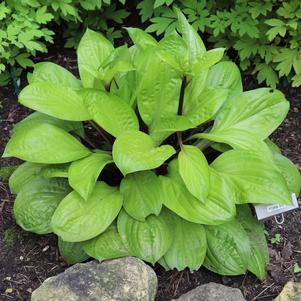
[0,49,300,301]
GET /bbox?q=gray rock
[31,257,157,301]
[172,282,246,301]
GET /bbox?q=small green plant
[3,10,301,279]
[3,228,18,247]
[271,233,282,245]
[293,263,301,274]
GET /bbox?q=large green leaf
[207,61,242,93]
[149,116,194,146]
[120,171,162,222]
[82,89,139,137]
[178,145,209,202]
[28,62,82,89]
[273,153,301,195]
[136,48,181,127]
[14,178,71,234]
[51,182,122,242]
[9,162,43,194]
[58,237,89,264]
[113,130,176,176]
[211,150,291,204]
[3,123,91,164]
[175,7,206,64]
[204,219,251,275]
[83,225,130,261]
[163,212,207,271]
[236,205,269,280]
[117,209,173,265]
[19,82,90,121]
[209,88,289,140]
[68,151,113,200]
[77,29,113,88]
[127,27,157,49]
[13,112,85,138]
[160,161,236,225]
[183,88,229,126]
[41,164,69,178]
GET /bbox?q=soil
[0,48,301,301]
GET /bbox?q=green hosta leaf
[160,161,236,225]
[192,48,225,74]
[135,48,181,126]
[28,62,82,89]
[13,112,85,138]
[83,225,130,261]
[14,178,71,234]
[149,116,194,146]
[77,29,113,88]
[68,151,113,200]
[58,237,89,264]
[117,209,173,265]
[163,212,207,271]
[208,88,289,141]
[184,88,229,126]
[204,219,251,275]
[273,153,301,195]
[19,82,90,121]
[211,150,291,205]
[126,27,157,49]
[9,162,43,194]
[51,182,123,242]
[113,130,176,176]
[178,145,209,202]
[207,62,242,93]
[120,171,162,222]
[3,123,91,164]
[175,7,206,64]
[236,205,269,280]
[82,89,139,137]
[41,164,69,178]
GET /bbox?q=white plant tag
[254,193,299,220]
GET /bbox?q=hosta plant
[3,9,301,279]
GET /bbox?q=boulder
[274,281,301,301]
[172,282,246,301]
[31,257,157,301]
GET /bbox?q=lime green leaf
[13,112,85,138]
[273,153,301,195]
[9,162,43,194]
[14,178,71,234]
[15,53,34,69]
[204,219,251,275]
[117,209,173,264]
[207,61,242,93]
[51,182,123,242]
[68,151,113,200]
[211,150,291,205]
[113,130,176,176]
[126,27,157,49]
[58,237,89,264]
[120,171,162,222]
[163,212,207,271]
[78,29,113,88]
[236,205,269,280]
[83,225,130,261]
[160,161,236,225]
[41,164,69,178]
[28,62,82,89]
[3,123,91,164]
[82,89,139,137]
[192,48,225,73]
[19,82,90,121]
[178,145,209,202]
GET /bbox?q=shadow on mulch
[0,49,300,301]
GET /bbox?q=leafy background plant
[3,11,301,278]
[1,0,301,88]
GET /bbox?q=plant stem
[194,139,211,151]
[89,121,112,144]
[177,76,187,115]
